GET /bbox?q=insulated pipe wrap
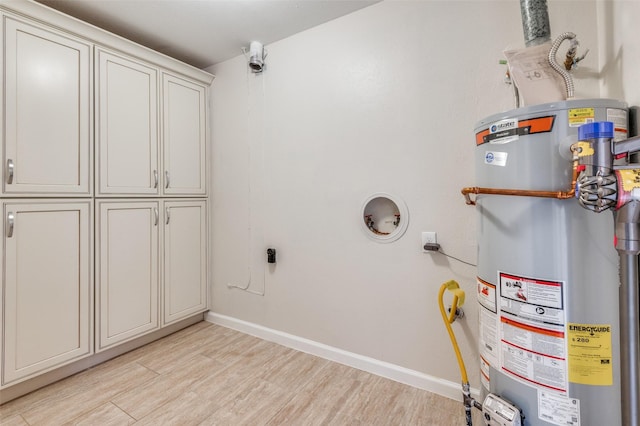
[520,0,551,46]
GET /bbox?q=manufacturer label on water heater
[488,119,519,144]
[484,151,508,167]
[475,115,555,145]
[538,391,580,426]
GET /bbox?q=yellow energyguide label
[569,108,595,127]
[568,323,612,386]
[618,169,640,191]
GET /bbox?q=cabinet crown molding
[0,0,215,85]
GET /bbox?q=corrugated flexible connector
[548,32,577,99]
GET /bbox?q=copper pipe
[462,159,579,206]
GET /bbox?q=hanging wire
[227,59,268,296]
[438,249,477,267]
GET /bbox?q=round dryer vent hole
[361,193,409,243]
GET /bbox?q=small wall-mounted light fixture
[243,41,267,73]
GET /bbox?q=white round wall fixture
[361,193,409,243]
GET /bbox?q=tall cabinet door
[2,201,92,385]
[163,200,207,325]
[97,201,159,350]
[162,74,206,195]
[96,49,159,195]
[2,18,91,195]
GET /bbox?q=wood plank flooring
[1,321,481,425]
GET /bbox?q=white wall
[207,0,623,397]
[597,0,640,107]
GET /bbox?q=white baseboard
[205,311,480,403]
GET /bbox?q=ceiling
[35,0,379,69]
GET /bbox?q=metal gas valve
[574,121,640,426]
[574,122,640,213]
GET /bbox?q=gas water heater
[437,3,639,425]
[469,99,629,426]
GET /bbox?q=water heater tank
[474,99,627,426]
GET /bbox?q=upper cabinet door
[96,49,159,195]
[162,74,207,196]
[2,17,92,196]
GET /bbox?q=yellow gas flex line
[439,280,481,425]
[438,280,468,383]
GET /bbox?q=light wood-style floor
[1,321,480,425]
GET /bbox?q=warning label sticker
[607,108,628,142]
[569,108,595,127]
[538,390,580,425]
[498,272,567,393]
[618,169,640,192]
[480,306,499,368]
[478,278,499,369]
[568,323,613,386]
[500,272,564,326]
[477,277,497,313]
[480,356,491,391]
[500,315,567,393]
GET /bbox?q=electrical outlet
[423,231,437,244]
[422,232,438,252]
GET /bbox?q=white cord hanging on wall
[226,49,269,296]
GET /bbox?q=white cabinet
[96,201,160,350]
[96,49,159,195]
[163,200,207,325]
[96,200,208,345]
[1,201,92,385]
[96,54,209,198]
[1,17,92,196]
[162,74,207,195]
[0,1,211,399]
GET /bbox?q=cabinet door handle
[7,159,14,184]
[165,171,170,189]
[154,208,159,226]
[153,170,158,188]
[165,208,170,225]
[7,212,14,238]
